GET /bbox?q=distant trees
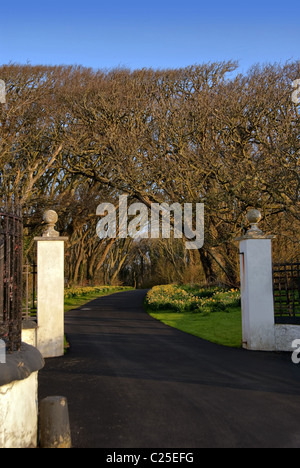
[0,61,299,286]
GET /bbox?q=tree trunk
[198,248,217,285]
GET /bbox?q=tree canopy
[1,61,299,286]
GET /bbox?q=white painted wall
[0,372,39,448]
[275,325,300,352]
[22,325,37,348]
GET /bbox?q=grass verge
[64,285,134,312]
[145,284,242,348]
[148,307,242,348]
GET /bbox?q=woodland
[0,61,299,287]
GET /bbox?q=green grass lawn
[64,286,134,312]
[148,307,242,348]
[144,284,242,348]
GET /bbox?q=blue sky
[0,0,299,73]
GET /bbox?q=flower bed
[145,284,241,314]
[64,285,132,299]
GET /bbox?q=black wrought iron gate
[0,205,23,352]
[273,261,300,323]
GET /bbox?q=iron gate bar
[273,260,300,324]
[22,261,37,320]
[0,205,23,352]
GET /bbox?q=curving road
[38,289,300,448]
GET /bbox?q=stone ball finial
[246,209,264,237]
[235,208,275,241]
[247,209,262,225]
[43,210,59,237]
[43,210,58,225]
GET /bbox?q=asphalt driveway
[38,289,300,448]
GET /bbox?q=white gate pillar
[34,210,68,358]
[236,210,276,351]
